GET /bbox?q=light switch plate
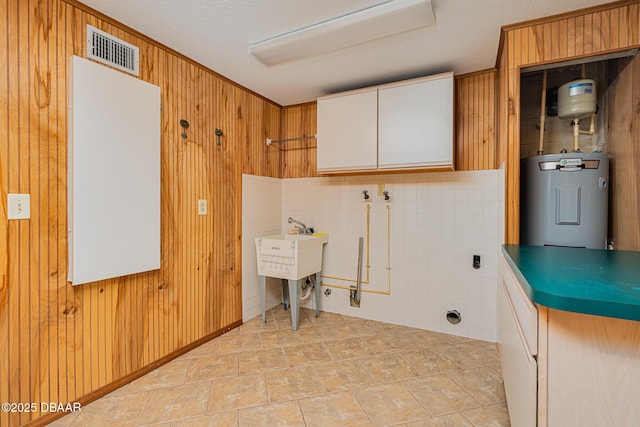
[198,199,207,215]
[8,194,30,220]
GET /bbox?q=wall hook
[179,119,189,142]
[362,190,370,200]
[383,191,390,201]
[215,128,223,148]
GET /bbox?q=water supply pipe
[574,63,596,148]
[538,70,547,155]
[572,119,581,152]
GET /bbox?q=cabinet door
[378,73,453,169]
[317,88,377,172]
[498,281,537,427]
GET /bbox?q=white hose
[300,283,313,300]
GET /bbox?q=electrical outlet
[8,194,30,220]
[377,184,385,196]
[198,199,207,215]
[473,254,481,269]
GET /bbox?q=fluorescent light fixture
[249,0,435,66]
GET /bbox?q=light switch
[8,194,30,220]
[198,199,207,215]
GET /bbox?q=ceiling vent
[86,25,139,76]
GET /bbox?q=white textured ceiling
[80,0,614,106]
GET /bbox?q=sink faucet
[288,217,312,234]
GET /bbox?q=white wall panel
[68,56,160,285]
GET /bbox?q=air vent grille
[87,25,139,76]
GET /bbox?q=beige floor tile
[275,314,313,330]
[472,340,500,358]
[179,339,219,360]
[359,353,419,383]
[373,322,417,335]
[238,348,288,375]
[208,374,267,413]
[138,381,210,425]
[324,337,373,360]
[297,325,342,343]
[488,363,503,377]
[265,366,324,402]
[448,367,506,405]
[269,305,293,319]
[48,411,79,427]
[68,391,151,427]
[354,383,430,427]
[337,319,379,338]
[238,401,305,427]
[404,375,480,416]
[462,402,511,427]
[401,349,460,376]
[406,330,460,349]
[215,333,262,354]
[315,359,373,392]
[299,391,373,427]
[379,332,423,352]
[127,358,191,392]
[406,413,474,427]
[283,342,333,367]
[360,334,398,354]
[237,316,277,334]
[442,334,476,345]
[259,329,304,348]
[305,310,345,326]
[171,410,238,427]
[60,312,508,426]
[299,307,319,319]
[186,353,239,382]
[437,344,498,369]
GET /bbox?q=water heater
[521,152,609,249]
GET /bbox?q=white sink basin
[255,234,328,280]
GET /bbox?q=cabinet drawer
[503,258,538,356]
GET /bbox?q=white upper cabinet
[317,87,378,173]
[378,73,453,169]
[316,72,454,173]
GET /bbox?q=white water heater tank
[557,79,596,119]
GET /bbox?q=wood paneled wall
[455,70,497,171]
[497,0,640,244]
[280,71,497,178]
[0,1,280,426]
[280,103,317,178]
[607,53,640,250]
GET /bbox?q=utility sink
[255,234,329,281]
[255,233,329,331]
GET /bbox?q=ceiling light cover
[249,0,435,66]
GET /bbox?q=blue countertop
[502,245,640,321]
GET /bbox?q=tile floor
[51,307,510,427]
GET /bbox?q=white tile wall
[241,174,283,321]
[242,170,505,342]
